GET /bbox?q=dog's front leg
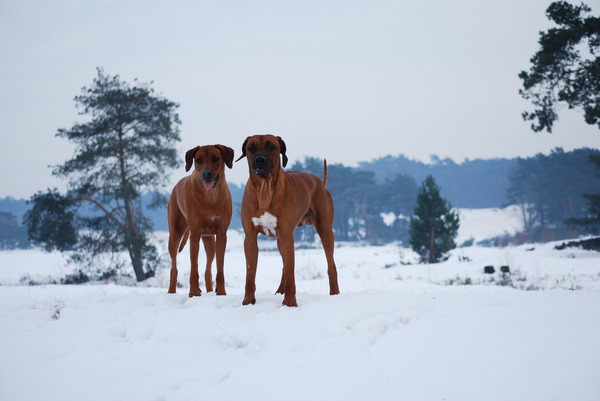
[275,240,285,294]
[277,234,297,307]
[189,232,202,297]
[202,236,215,293]
[215,232,227,296]
[242,233,259,305]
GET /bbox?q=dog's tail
[178,228,189,253]
[323,159,328,187]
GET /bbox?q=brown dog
[236,134,340,307]
[167,145,234,297]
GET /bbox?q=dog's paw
[188,288,202,297]
[242,297,256,305]
[282,296,298,307]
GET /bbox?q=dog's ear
[277,136,288,167]
[185,146,200,172]
[216,145,234,169]
[235,137,249,163]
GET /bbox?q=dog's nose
[254,156,267,165]
[202,170,213,180]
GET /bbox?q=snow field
[1,206,600,400]
[1,284,599,401]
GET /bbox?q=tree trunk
[127,229,147,282]
[117,125,148,281]
[428,226,436,263]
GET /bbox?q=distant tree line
[0,197,30,250]
[293,148,599,245]
[357,155,515,209]
[507,148,600,241]
[2,147,599,251]
[0,211,29,250]
[566,154,600,234]
[290,157,418,245]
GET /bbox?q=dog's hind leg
[314,199,340,296]
[275,240,285,294]
[315,225,339,295]
[167,235,180,294]
[167,220,187,294]
[275,268,285,294]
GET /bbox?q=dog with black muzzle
[236,134,340,307]
[167,144,234,297]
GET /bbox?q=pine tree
[24,68,181,281]
[519,1,600,133]
[409,175,459,263]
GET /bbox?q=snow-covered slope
[456,205,524,244]
[1,207,599,401]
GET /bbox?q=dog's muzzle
[252,155,272,177]
[202,170,219,190]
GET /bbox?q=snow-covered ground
[1,207,599,401]
[456,205,524,245]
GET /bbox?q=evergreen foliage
[409,175,459,263]
[24,189,77,251]
[23,68,181,281]
[519,1,600,133]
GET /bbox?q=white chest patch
[252,212,278,236]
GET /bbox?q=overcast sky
[1,0,599,199]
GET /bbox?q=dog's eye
[248,145,256,153]
[196,158,202,164]
[266,143,276,152]
[212,156,219,163]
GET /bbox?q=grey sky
[1,0,599,199]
